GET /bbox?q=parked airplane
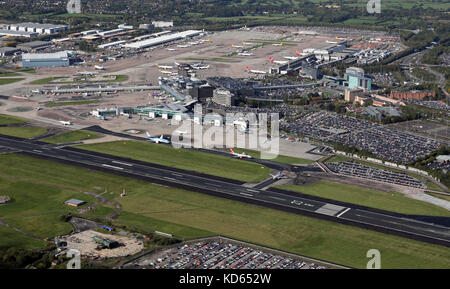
[271,171,287,180]
[59,121,72,126]
[272,42,283,46]
[232,44,244,48]
[192,63,210,70]
[158,65,174,69]
[283,56,298,60]
[295,50,304,56]
[238,52,254,56]
[160,70,176,75]
[167,48,177,51]
[146,132,170,144]
[326,40,338,44]
[269,57,288,65]
[229,149,252,159]
[177,44,191,48]
[175,130,188,134]
[246,66,266,74]
[242,41,256,45]
[94,65,106,70]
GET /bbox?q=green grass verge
[42,130,101,144]
[0,127,47,139]
[277,181,450,217]
[0,226,46,250]
[426,192,450,202]
[78,141,271,183]
[425,181,445,192]
[0,114,28,125]
[0,78,25,85]
[30,76,66,85]
[103,75,128,82]
[0,71,21,77]
[15,68,36,74]
[0,154,449,268]
[45,100,99,107]
[231,148,315,164]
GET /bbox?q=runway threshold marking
[336,208,351,218]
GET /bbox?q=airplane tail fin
[269,57,274,62]
[146,131,151,138]
[245,66,250,71]
[230,148,234,153]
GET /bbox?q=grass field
[0,114,27,125]
[45,100,99,107]
[78,141,271,183]
[427,192,450,202]
[0,154,449,268]
[42,130,101,144]
[0,70,20,77]
[0,127,47,139]
[30,76,66,85]
[0,78,25,85]
[277,181,450,217]
[0,226,46,250]
[103,75,128,82]
[231,148,315,164]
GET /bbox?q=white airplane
[283,56,298,60]
[167,48,177,51]
[146,132,170,144]
[59,121,72,126]
[229,148,252,159]
[269,57,288,65]
[242,41,256,45]
[271,172,287,180]
[232,44,244,48]
[158,65,174,69]
[272,42,283,46]
[238,52,254,56]
[175,129,188,134]
[160,70,174,75]
[326,40,338,44]
[177,44,191,48]
[94,65,106,70]
[246,66,266,75]
[192,64,210,70]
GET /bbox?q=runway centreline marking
[112,160,133,167]
[101,164,124,170]
[336,208,351,218]
[240,192,254,197]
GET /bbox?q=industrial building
[390,90,435,100]
[22,51,74,68]
[0,46,20,57]
[6,23,68,35]
[152,21,173,28]
[0,29,38,38]
[123,30,202,49]
[65,199,86,207]
[17,40,51,52]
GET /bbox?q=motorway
[0,134,449,247]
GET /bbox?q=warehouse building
[22,51,74,67]
[65,198,86,207]
[17,40,51,52]
[7,23,68,35]
[0,46,20,57]
[0,29,39,38]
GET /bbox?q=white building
[7,23,68,35]
[152,21,173,28]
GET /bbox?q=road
[0,134,449,247]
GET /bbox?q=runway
[0,134,449,247]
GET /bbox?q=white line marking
[171,173,183,177]
[246,189,259,193]
[101,164,124,170]
[33,150,42,153]
[267,196,286,201]
[240,192,253,197]
[336,208,351,218]
[164,177,176,181]
[112,161,133,167]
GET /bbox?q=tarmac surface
[0,134,449,247]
